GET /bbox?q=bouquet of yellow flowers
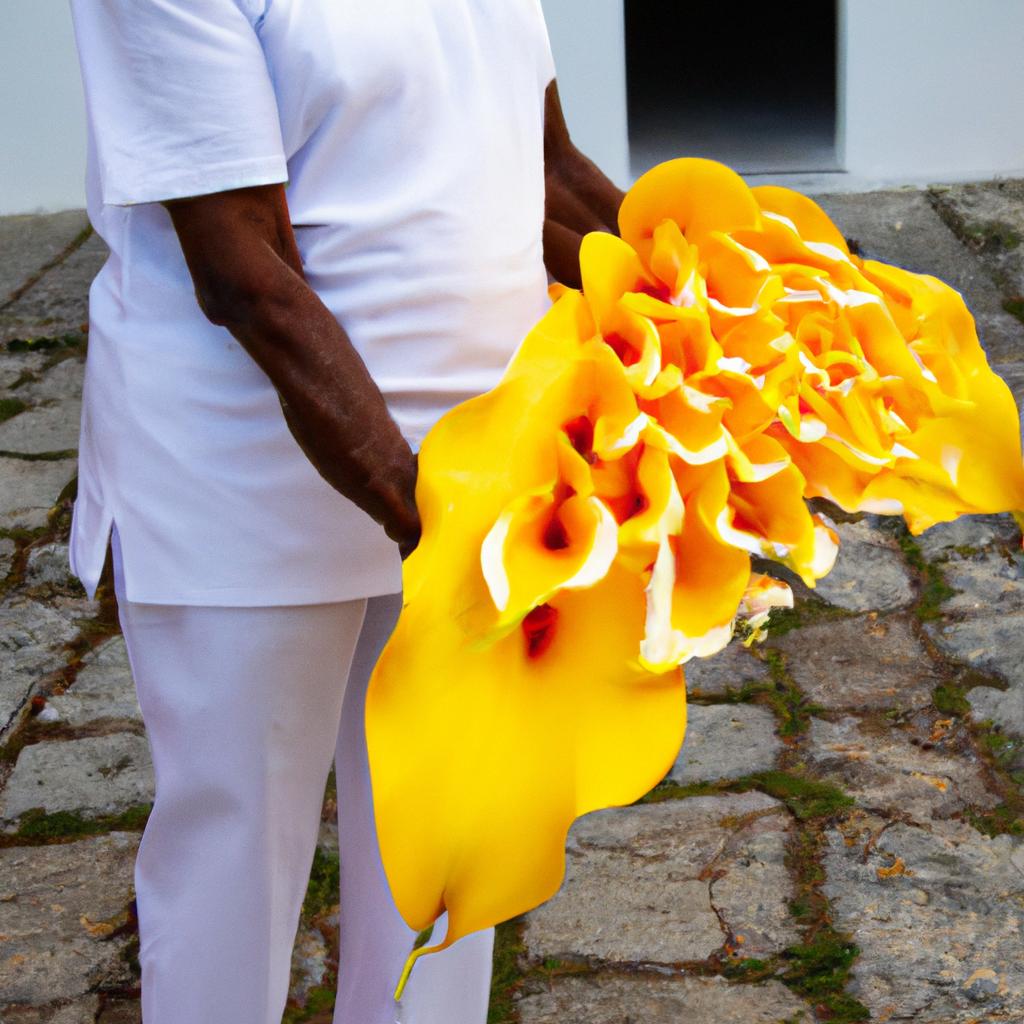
[364,158,1024,997]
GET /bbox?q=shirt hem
[102,156,290,208]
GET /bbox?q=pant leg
[114,534,369,1024]
[333,592,495,1024]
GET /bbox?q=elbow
[192,267,296,334]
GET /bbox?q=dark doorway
[625,2,839,177]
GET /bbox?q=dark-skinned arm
[543,80,627,288]
[162,184,420,557]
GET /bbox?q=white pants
[112,533,494,1024]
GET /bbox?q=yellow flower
[367,158,1024,999]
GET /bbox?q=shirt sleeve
[69,0,288,207]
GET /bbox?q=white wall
[840,0,1024,179]
[540,0,631,187]
[0,2,87,214]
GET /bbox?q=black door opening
[625,2,839,178]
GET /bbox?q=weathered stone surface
[0,350,48,391]
[929,180,1024,302]
[669,704,781,784]
[0,457,76,531]
[916,512,1021,563]
[523,793,797,964]
[24,542,75,590]
[0,833,139,1004]
[939,549,1024,616]
[0,235,107,345]
[816,190,1024,363]
[516,973,813,1024]
[0,211,90,302]
[289,923,330,1006]
[813,520,915,612]
[47,637,141,729]
[18,358,84,406]
[770,614,939,712]
[807,714,997,824]
[0,997,101,1024]
[0,734,154,825]
[928,615,1024,734]
[0,537,15,580]
[824,815,1024,1022]
[967,684,1024,737]
[94,998,142,1024]
[0,598,81,735]
[0,400,80,455]
[684,642,771,699]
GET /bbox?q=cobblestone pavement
[1,183,1024,1023]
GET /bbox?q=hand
[384,451,421,560]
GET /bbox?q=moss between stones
[762,649,826,738]
[6,332,85,353]
[1005,296,1024,325]
[765,598,854,638]
[888,523,955,620]
[302,846,340,920]
[933,682,973,717]
[639,768,853,822]
[3,802,152,846]
[0,397,27,423]
[487,917,527,1024]
[282,981,337,1024]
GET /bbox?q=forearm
[200,259,419,551]
[542,81,626,286]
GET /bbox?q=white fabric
[113,538,494,1023]
[69,0,556,605]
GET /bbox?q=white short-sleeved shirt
[67,0,556,605]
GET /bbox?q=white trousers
[112,533,494,1024]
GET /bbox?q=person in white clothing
[67,2,624,1022]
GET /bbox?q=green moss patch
[0,397,27,423]
[301,846,340,920]
[1004,297,1024,325]
[639,768,853,823]
[488,918,527,1024]
[4,803,151,845]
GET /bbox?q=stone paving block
[0,211,90,302]
[824,815,1024,1023]
[927,614,1024,736]
[916,511,1022,563]
[813,519,915,613]
[46,636,141,729]
[816,190,1024,363]
[0,537,15,579]
[23,542,75,591]
[668,703,781,784]
[0,456,76,531]
[523,793,797,965]
[0,598,82,736]
[930,180,1024,301]
[807,714,997,825]
[0,235,107,345]
[18,358,85,405]
[516,973,813,1024]
[939,549,1024,616]
[683,641,771,699]
[0,734,154,825]
[0,350,48,392]
[0,832,139,1005]
[769,614,939,712]
[0,400,80,455]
